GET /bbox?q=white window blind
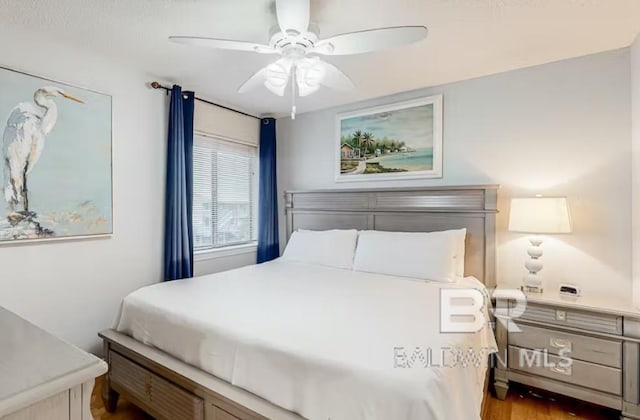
[193,135,258,251]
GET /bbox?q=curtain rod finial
[150,81,161,89]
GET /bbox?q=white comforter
[116,260,496,420]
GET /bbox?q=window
[193,135,258,251]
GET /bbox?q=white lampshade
[508,197,572,234]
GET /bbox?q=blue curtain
[257,118,280,263]
[164,85,195,280]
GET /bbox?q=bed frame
[100,185,499,420]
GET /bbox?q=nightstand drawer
[509,324,622,368]
[508,346,622,395]
[518,303,622,335]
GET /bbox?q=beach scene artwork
[0,66,112,243]
[336,95,442,181]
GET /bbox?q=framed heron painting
[0,65,112,244]
[336,95,443,182]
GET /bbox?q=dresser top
[0,306,106,416]
[499,289,640,318]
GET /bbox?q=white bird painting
[2,86,84,237]
[0,66,113,244]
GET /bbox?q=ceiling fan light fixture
[263,59,293,96]
[171,0,428,113]
[296,58,326,87]
[264,80,287,96]
[296,82,321,97]
[266,61,291,84]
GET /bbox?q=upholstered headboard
[284,185,498,287]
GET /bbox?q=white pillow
[353,230,460,282]
[448,228,467,277]
[281,229,358,270]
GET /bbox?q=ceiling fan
[169,0,428,118]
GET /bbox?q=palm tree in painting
[361,132,375,156]
[352,130,363,145]
[350,130,364,158]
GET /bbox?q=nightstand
[493,290,640,420]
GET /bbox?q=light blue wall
[277,48,632,300]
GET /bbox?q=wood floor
[482,384,619,420]
[91,376,619,420]
[92,376,151,420]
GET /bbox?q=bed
[100,185,499,420]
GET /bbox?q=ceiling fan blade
[169,36,276,54]
[318,61,354,91]
[238,68,269,94]
[276,0,310,34]
[313,26,427,55]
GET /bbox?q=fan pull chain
[291,64,297,120]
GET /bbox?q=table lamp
[508,196,572,293]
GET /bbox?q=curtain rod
[150,81,261,120]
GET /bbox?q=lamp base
[523,236,544,294]
[521,285,544,294]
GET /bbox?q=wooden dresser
[494,291,640,420]
[0,307,107,420]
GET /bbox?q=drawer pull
[550,365,572,376]
[549,338,572,351]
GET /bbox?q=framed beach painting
[336,95,442,182]
[0,65,112,244]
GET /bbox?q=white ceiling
[1,0,639,117]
